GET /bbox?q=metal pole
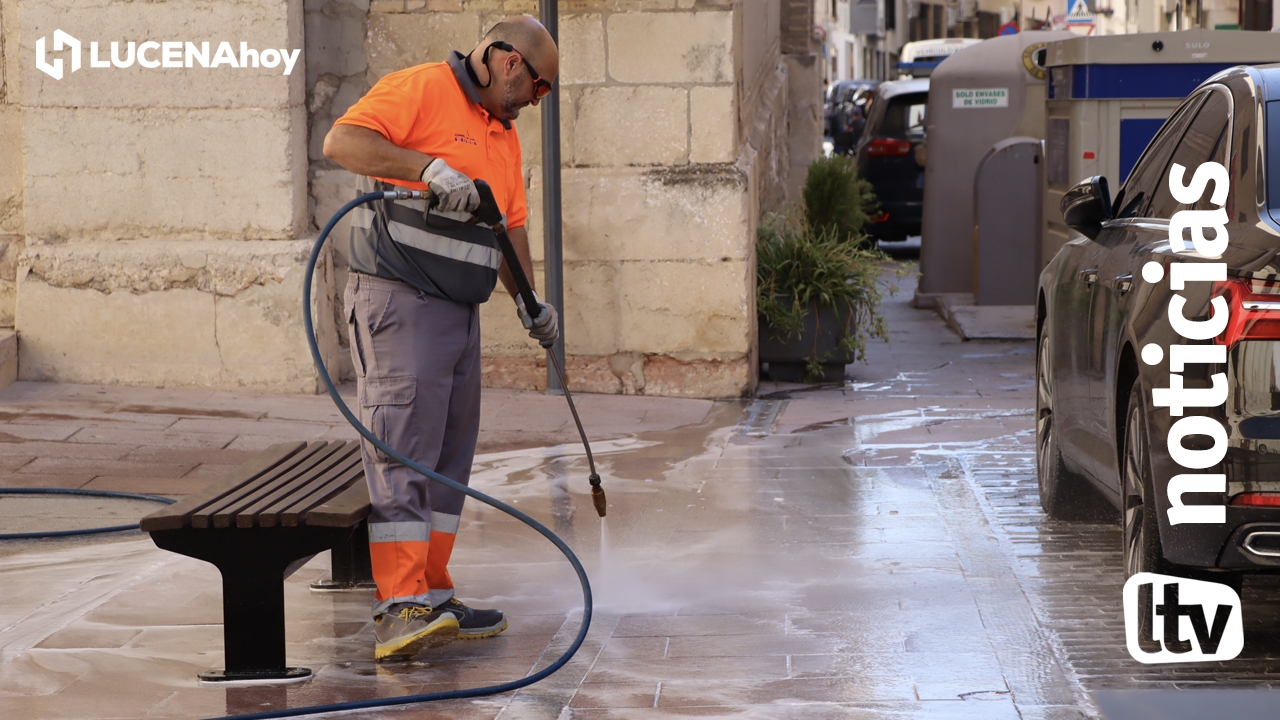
[541,0,565,394]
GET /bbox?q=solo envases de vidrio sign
[1123,158,1242,663]
[952,88,1009,108]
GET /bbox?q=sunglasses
[483,41,552,99]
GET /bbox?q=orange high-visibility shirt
[335,53,528,230]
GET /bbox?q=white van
[897,38,981,78]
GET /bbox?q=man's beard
[500,76,525,120]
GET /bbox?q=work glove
[516,292,559,348]
[420,158,479,214]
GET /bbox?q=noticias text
[1139,160,1233,527]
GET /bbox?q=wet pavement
[5,267,1280,718]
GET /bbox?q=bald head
[480,16,559,82]
[467,16,559,121]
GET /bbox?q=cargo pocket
[347,302,365,378]
[360,375,416,464]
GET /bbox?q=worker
[322,16,560,662]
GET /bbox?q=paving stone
[0,472,90,488]
[18,457,195,478]
[611,615,786,638]
[65,426,236,449]
[81,476,214,496]
[571,682,660,709]
[585,655,788,684]
[0,441,136,460]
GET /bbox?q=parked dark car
[1036,64,1280,590]
[854,78,928,242]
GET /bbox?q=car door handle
[1113,274,1133,295]
[1078,268,1099,285]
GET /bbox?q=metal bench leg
[200,555,310,682]
[150,526,349,682]
[310,520,377,592]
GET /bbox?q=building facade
[816,0,1279,85]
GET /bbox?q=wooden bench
[140,440,374,682]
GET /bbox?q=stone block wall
[0,0,23,327]
[5,0,343,393]
[0,0,804,398]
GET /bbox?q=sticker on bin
[953,88,1009,108]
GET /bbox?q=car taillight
[867,138,912,156]
[1216,277,1280,347]
[870,211,890,223]
[1231,492,1280,507]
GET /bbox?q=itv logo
[1123,573,1243,663]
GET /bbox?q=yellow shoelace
[398,605,435,620]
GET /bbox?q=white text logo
[35,30,301,80]
[1139,160,1232,525]
[1124,573,1242,663]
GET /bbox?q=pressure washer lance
[470,180,607,518]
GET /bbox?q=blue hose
[0,487,176,540]
[208,192,594,720]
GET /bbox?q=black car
[854,78,928,242]
[1037,64,1280,590]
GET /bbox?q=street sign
[998,21,1019,35]
[953,88,1010,108]
[1067,0,1094,24]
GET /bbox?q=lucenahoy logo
[35,30,301,80]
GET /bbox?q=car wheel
[1121,382,1171,579]
[1121,382,1242,593]
[1037,330,1105,520]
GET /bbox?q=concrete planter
[758,302,856,383]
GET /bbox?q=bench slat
[209,442,352,529]
[302,481,372,528]
[140,442,308,532]
[277,464,364,527]
[194,442,338,529]
[246,443,362,527]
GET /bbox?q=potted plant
[757,156,895,383]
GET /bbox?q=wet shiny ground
[8,269,1280,719]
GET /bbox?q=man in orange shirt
[323,16,558,661]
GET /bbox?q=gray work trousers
[344,272,481,616]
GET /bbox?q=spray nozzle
[589,474,606,518]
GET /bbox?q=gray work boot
[374,604,459,661]
[443,597,508,639]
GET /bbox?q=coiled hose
[207,190,595,720]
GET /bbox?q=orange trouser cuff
[369,540,430,603]
[425,530,457,591]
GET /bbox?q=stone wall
[6,0,343,393]
[0,0,23,327]
[0,0,807,398]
